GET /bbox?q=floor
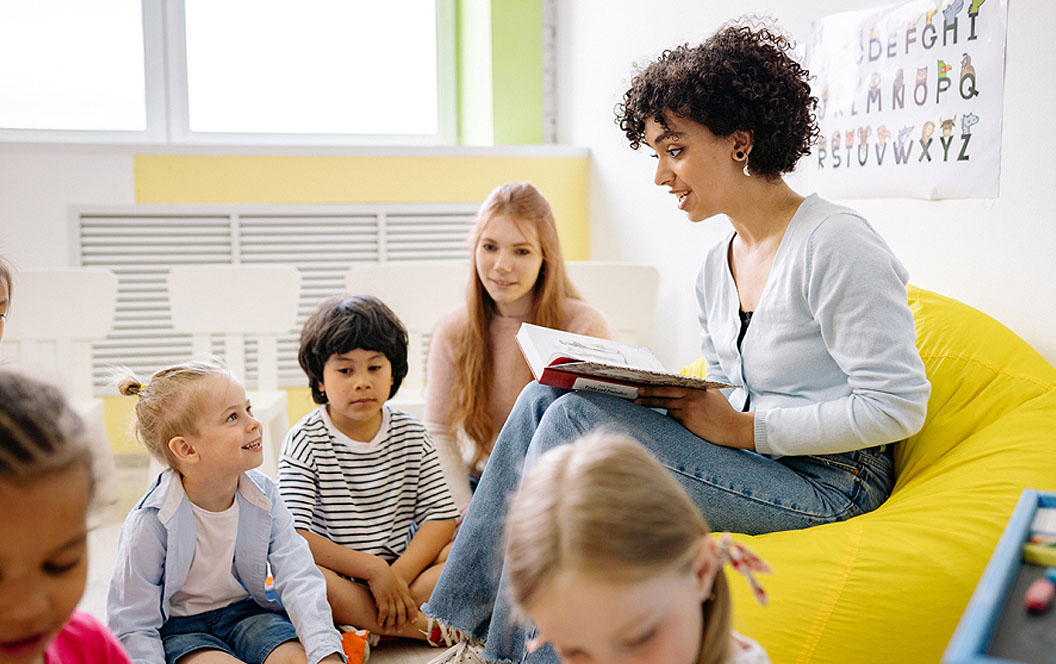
[83,458,438,664]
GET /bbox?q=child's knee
[317,566,362,600]
[317,565,340,587]
[262,640,307,664]
[435,541,453,564]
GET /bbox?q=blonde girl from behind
[504,432,772,664]
[0,369,131,664]
[424,183,610,508]
[107,361,344,664]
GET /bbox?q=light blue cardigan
[696,194,931,456]
[107,469,344,664]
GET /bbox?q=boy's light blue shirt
[107,469,344,664]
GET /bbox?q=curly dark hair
[298,295,409,404]
[616,20,819,177]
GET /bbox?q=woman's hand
[366,563,419,631]
[635,387,755,449]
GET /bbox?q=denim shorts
[160,598,299,664]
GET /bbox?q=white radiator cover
[73,203,477,392]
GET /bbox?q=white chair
[167,265,301,478]
[566,261,660,344]
[1,268,119,503]
[345,262,469,418]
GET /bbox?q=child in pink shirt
[44,612,129,664]
[0,370,131,664]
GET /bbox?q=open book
[516,323,734,399]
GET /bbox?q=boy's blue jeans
[423,383,894,664]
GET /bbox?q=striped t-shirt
[277,405,459,563]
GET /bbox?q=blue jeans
[160,598,299,664]
[423,383,894,664]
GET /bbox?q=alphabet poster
[806,0,1007,199]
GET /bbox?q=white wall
[0,146,135,268]
[556,0,1056,370]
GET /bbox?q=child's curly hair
[616,20,820,178]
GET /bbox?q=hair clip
[716,532,772,605]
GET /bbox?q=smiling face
[321,348,393,441]
[645,114,742,223]
[176,374,263,476]
[474,214,545,317]
[525,560,714,664]
[0,467,91,664]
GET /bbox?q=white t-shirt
[168,498,250,617]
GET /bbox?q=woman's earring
[737,150,751,177]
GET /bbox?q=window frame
[0,0,456,146]
[0,0,168,144]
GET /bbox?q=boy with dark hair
[278,295,460,647]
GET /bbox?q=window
[181,0,442,138]
[0,0,454,144]
[0,0,159,138]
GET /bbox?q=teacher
[423,21,930,664]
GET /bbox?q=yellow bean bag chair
[683,286,1056,663]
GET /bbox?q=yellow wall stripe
[134,154,591,259]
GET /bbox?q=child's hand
[367,565,419,630]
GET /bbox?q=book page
[517,323,666,372]
[549,336,663,369]
[517,323,737,392]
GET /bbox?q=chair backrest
[167,265,301,391]
[2,268,118,400]
[566,261,660,344]
[345,262,469,401]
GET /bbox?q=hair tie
[717,533,772,605]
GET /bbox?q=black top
[737,310,753,412]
